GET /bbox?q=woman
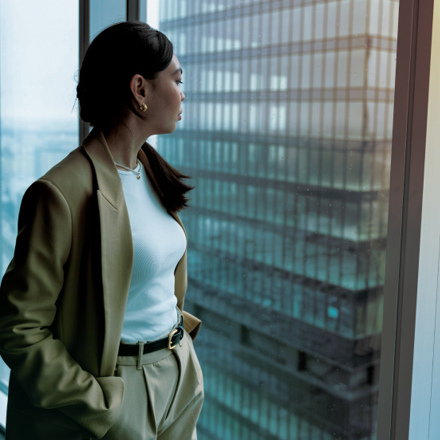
[0,22,203,439]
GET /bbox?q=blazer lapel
[82,129,134,376]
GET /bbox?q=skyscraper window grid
[155,0,398,438]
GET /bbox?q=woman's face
[145,54,185,134]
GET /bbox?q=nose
[181,91,185,101]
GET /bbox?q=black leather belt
[118,315,184,356]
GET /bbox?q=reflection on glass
[154,0,399,438]
[0,0,79,399]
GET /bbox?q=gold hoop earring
[139,103,148,112]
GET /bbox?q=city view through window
[0,1,79,423]
[0,1,400,439]
[156,1,398,439]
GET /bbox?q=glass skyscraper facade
[156,1,399,438]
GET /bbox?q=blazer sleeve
[0,180,124,439]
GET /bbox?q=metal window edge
[377,0,435,438]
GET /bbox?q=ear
[130,74,148,106]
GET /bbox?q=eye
[176,80,183,85]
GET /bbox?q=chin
[167,123,178,133]
[152,117,179,134]
[155,125,177,135]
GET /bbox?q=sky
[147,0,160,29]
[0,0,79,125]
[0,0,160,126]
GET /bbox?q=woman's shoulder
[36,146,95,204]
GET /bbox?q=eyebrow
[173,67,183,75]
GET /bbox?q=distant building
[160,1,398,438]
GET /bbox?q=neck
[102,120,150,169]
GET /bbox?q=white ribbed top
[118,161,186,343]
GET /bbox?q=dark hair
[78,21,192,212]
[77,21,173,126]
[142,143,193,213]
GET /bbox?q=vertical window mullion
[126,0,140,21]
[79,0,90,142]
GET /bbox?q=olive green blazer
[0,129,201,439]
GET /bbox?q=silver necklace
[115,160,142,180]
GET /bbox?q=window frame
[377,0,435,438]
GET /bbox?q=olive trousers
[101,330,204,440]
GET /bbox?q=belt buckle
[168,329,178,350]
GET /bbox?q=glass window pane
[90,0,126,41]
[0,0,79,420]
[149,0,400,438]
